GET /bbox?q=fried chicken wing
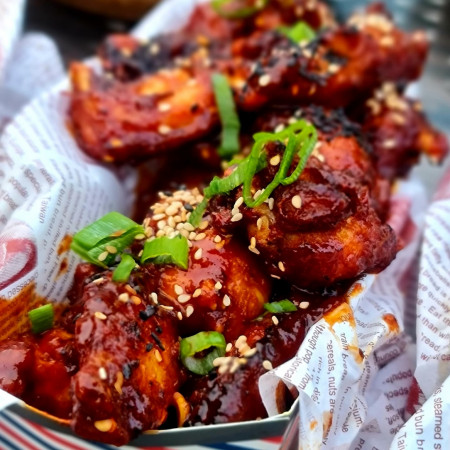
[140,189,271,340]
[67,267,182,445]
[361,83,449,180]
[69,63,217,163]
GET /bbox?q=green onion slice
[278,21,316,44]
[264,300,297,313]
[141,235,189,270]
[188,152,267,227]
[243,120,317,207]
[71,212,145,268]
[180,331,226,375]
[29,304,54,334]
[212,73,241,159]
[212,0,269,19]
[112,253,137,282]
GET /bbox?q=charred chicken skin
[1,1,449,447]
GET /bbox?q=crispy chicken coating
[141,189,271,340]
[67,266,182,445]
[69,63,216,163]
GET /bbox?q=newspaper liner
[0,0,448,448]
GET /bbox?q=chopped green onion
[278,21,316,44]
[141,235,189,270]
[28,304,54,334]
[180,331,226,375]
[188,152,267,227]
[264,300,297,313]
[71,212,145,268]
[212,73,241,159]
[112,253,136,282]
[243,120,317,207]
[212,0,269,19]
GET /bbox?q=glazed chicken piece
[64,264,182,446]
[360,83,449,180]
[0,328,77,419]
[69,63,217,163]
[140,188,271,341]
[99,0,335,81]
[69,4,428,163]
[185,290,343,425]
[210,114,397,289]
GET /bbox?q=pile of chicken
[0,0,448,446]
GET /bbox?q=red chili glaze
[184,291,344,425]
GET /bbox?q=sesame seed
[223,295,231,307]
[278,261,286,272]
[262,360,273,371]
[150,42,160,54]
[184,223,195,231]
[256,218,263,230]
[194,248,203,260]
[226,343,233,352]
[231,213,243,222]
[199,220,209,230]
[215,281,223,290]
[98,251,109,262]
[193,288,202,298]
[328,63,340,74]
[274,124,285,133]
[155,349,163,362]
[268,198,274,210]
[250,237,257,248]
[114,372,123,395]
[158,102,171,112]
[159,305,174,311]
[300,301,310,309]
[93,277,105,285]
[158,125,172,135]
[383,139,396,149]
[259,74,271,86]
[272,316,279,325]
[98,367,108,380]
[234,197,244,209]
[177,311,183,320]
[195,232,206,241]
[214,235,222,243]
[131,295,142,305]
[105,245,117,254]
[174,285,184,295]
[235,335,247,347]
[165,205,178,216]
[248,246,261,255]
[157,220,167,230]
[292,195,302,209]
[188,232,197,241]
[270,154,281,166]
[243,348,258,358]
[271,274,281,279]
[94,419,115,432]
[153,213,166,221]
[125,285,137,295]
[178,294,191,304]
[150,292,158,304]
[95,311,107,320]
[186,305,194,317]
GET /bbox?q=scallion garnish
[212,73,241,159]
[28,304,54,334]
[264,300,297,313]
[188,152,267,227]
[112,253,137,282]
[141,235,189,270]
[71,212,145,268]
[188,119,316,226]
[212,0,269,19]
[243,119,317,207]
[278,21,316,44]
[180,331,226,375]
